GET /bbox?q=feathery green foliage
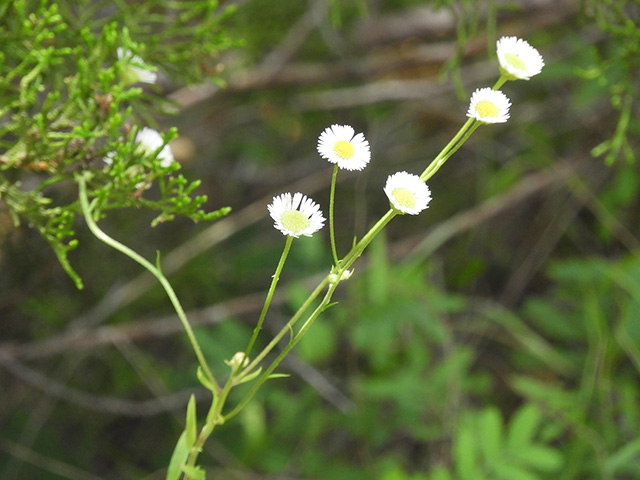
[0,0,233,288]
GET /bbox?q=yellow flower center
[333,140,355,159]
[392,187,416,209]
[280,210,310,234]
[476,100,499,118]
[504,52,526,72]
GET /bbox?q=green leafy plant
[0,0,233,288]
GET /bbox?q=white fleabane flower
[384,172,432,215]
[317,124,371,171]
[117,47,157,85]
[103,151,116,167]
[467,88,511,124]
[496,36,544,81]
[135,127,174,168]
[268,192,325,237]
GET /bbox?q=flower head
[317,124,371,171]
[135,127,174,168]
[384,172,432,215]
[226,352,250,370]
[268,192,325,237]
[117,47,157,85]
[103,151,116,167]
[467,88,511,124]
[496,36,544,81]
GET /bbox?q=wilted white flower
[117,47,157,85]
[384,172,432,215]
[268,192,325,237]
[496,36,544,81]
[466,88,511,124]
[135,127,174,167]
[317,124,371,171]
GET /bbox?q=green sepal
[186,394,197,450]
[166,431,189,480]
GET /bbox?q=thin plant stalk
[244,235,294,358]
[226,281,339,421]
[77,174,220,392]
[329,164,340,266]
[420,118,475,181]
[241,275,331,377]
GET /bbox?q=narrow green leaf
[507,404,542,451]
[267,373,290,379]
[186,394,197,450]
[235,366,262,385]
[478,407,503,467]
[513,444,564,471]
[166,431,189,480]
[454,423,477,480]
[196,366,217,392]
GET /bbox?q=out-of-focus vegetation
[2,0,640,479]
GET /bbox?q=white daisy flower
[268,192,325,237]
[117,47,157,85]
[496,36,544,81]
[384,172,432,215]
[317,124,371,171]
[466,88,511,124]
[135,127,174,168]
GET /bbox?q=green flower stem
[244,235,294,359]
[233,210,400,415]
[241,274,332,378]
[329,164,340,266]
[340,208,397,272]
[226,281,339,422]
[493,75,508,90]
[77,174,220,393]
[421,120,481,182]
[420,117,475,182]
[183,280,339,475]
[418,75,509,184]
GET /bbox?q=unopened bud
[228,352,249,370]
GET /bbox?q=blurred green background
[2,0,640,479]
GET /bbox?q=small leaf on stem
[186,394,197,450]
[166,431,189,480]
